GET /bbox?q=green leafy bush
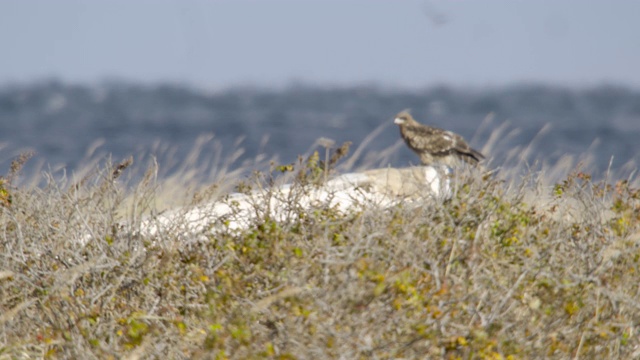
[1,149,639,359]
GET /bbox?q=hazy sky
[2,0,640,89]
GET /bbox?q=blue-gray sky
[2,0,639,89]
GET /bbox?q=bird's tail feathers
[469,148,485,162]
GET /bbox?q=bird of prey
[394,110,484,166]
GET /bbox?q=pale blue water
[1,80,639,182]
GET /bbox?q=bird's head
[393,110,414,125]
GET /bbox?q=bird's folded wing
[404,126,455,154]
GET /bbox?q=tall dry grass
[1,125,639,359]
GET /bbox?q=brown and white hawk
[394,110,485,166]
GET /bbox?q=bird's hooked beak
[394,117,405,125]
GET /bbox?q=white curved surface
[131,165,452,240]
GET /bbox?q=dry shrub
[1,136,640,359]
